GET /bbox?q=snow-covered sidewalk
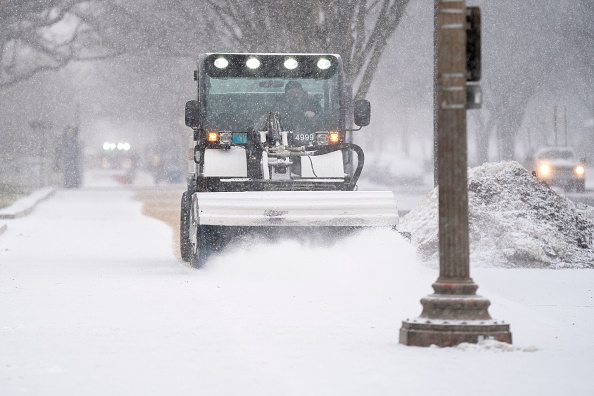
[0,189,593,395]
[0,187,56,219]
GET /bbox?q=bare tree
[2,0,411,98]
[565,0,594,156]
[0,0,135,89]
[562,0,594,111]
[198,0,409,98]
[476,0,580,161]
[155,0,411,100]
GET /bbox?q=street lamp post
[29,120,54,188]
[399,0,512,347]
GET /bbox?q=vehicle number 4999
[294,133,315,142]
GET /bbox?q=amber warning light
[207,131,219,142]
[329,132,340,144]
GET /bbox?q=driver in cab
[276,81,322,132]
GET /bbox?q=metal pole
[436,0,469,285]
[554,105,558,146]
[400,1,511,347]
[433,0,439,187]
[564,106,567,147]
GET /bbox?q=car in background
[98,142,138,184]
[531,146,586,192]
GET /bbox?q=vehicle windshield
[537,149,575,160]
[204,75,341,133]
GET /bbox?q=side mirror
[354,99,371,127]
[185,100,201,128]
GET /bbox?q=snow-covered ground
[82,168,180,189]
[1,183,593,394]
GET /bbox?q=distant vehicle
[99,142,137,184]
[531,146,586,192]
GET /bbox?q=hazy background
[1,0,593,187]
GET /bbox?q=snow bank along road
[1,188,593,395]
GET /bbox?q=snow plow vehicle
[180,53,399,267]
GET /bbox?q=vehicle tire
[577,181,586,193]
[189,231,203,269]
[180,192,192,262]
[189,224,224,269]
[189,202,202,268]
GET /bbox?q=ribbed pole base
[400,318,512,347]
[399,282,512,347]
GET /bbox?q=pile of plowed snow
[399,161,594,268]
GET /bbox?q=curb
[0,187,57,220]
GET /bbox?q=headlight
[538,164,551,176]
[219,132,232,145]
[314,131,341,145]
[575,165,585,176]
[316,132,329,145]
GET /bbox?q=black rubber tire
[190,225,224,268]
[188,222,203,269]
[180,192,192,262]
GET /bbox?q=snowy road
[1,188,594,395]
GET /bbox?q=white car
[531,147,586,192]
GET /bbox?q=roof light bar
[214,57,229,69]
[317,58,331,70]
[204,54,339,78]
[284,58,298,70]
[246,57,261,69]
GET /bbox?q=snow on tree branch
[0,0,133,89]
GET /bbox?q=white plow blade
[193,191,398,227]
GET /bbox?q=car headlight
[575,165,585,176]
[538,164,551,176]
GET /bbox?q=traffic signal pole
[399,1,512,347]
